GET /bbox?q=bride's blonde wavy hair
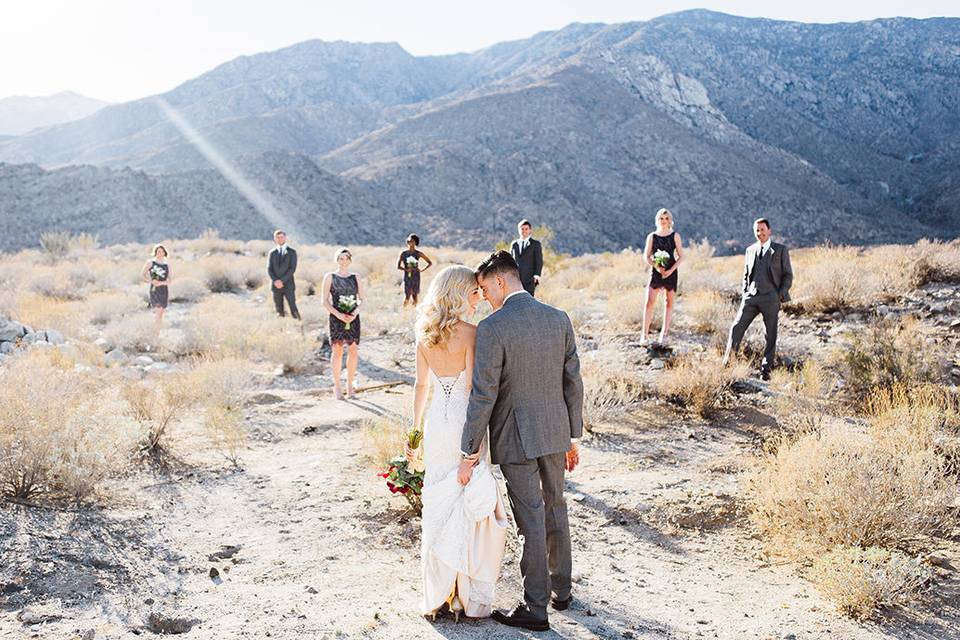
[416,265,476,348]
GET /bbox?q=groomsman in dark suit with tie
[510,219,544,297]
[723,217,793,380]
[268,229,300,320]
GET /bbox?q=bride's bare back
[413,321,476,430]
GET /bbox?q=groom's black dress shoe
[491,604,550,632]
[551,596,572,611]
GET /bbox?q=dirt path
[2,331,959,639]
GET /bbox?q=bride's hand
[457,459,474,486]
[405,444,418,463]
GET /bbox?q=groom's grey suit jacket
[461,292,584,464]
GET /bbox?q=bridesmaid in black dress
[141,244,172,338]
[397,234,433,307]
[322,248,365,399]
[642,208,684,345]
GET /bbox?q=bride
[407,265,508,621]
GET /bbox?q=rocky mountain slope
[0,11,957,253]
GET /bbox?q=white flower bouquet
[652,250,672,269]
[336,294,359,330]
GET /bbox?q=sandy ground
[3,290,960,640]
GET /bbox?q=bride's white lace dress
[420,369,508,618]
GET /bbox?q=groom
[460,250,584,632]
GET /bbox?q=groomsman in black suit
[268,229,300,320]
[723,218,793,380]
[510,219,544,297]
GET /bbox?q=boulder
[0,341,14,355]
[44,329,65,345]
[134,355,155,367]
[0,320,28,342]
[104,349,127,365]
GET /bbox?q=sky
[1,0,957,103]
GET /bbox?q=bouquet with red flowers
[378,429,424,514]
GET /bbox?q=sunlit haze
[1,0,958,103]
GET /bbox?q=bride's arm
[407,343,430,461]
[412,342,430,432]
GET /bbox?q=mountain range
[1,10,958,254]
[0,91,109,137]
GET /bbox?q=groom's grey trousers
[726,291,780,370]
[499,452,571,618]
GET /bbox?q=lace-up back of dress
[423,368,472,481]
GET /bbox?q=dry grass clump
[750,376,958,618]
[123,373,196,452]
[809,547,932,620]
[104,314,158,353]
[181,296,312,371]
[605,289,657,330]
[8,292,80,337]
[361,414,408,467]
[201,257,248,293]
[790,246,874,313]
[581,363,647,432]
[655,354,749,418]
[768,360,839,439]
[683,289,737,337]
[749,425,954,556]
[85,290,144,325]
[834,316,941,404]
[169,276,208,303]
[0,349,140,501]
[187,358,254,465]
[904,240,960,288]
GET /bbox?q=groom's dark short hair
[754,217,771,229]
[476,250,520,281]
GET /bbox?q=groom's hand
[566,443,580,472]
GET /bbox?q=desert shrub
[104,314,158,353]
[181,296,312,371]
[834,317,940,404]
[85,291,144,325]
[901,239,960,288]
[684,289,736,336]
[748,425,954,560]
[791,246,871,313]
[769,360,839,439]
[0,350,140,501]
[656,354,748,418]
[188,358,254,465]
[240,265,266,290]
[203,259,244,293]
[605,289,662,330]
[361,414,408,467]
[30,270,82,299]
[123,374,196,452]
[72,232,100,252]
[581,362,647,431]
[169,276,208,303]
[808,547,932,620]
[9,292,82,337]
[39,231,72,262]
[681,241,741,296]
